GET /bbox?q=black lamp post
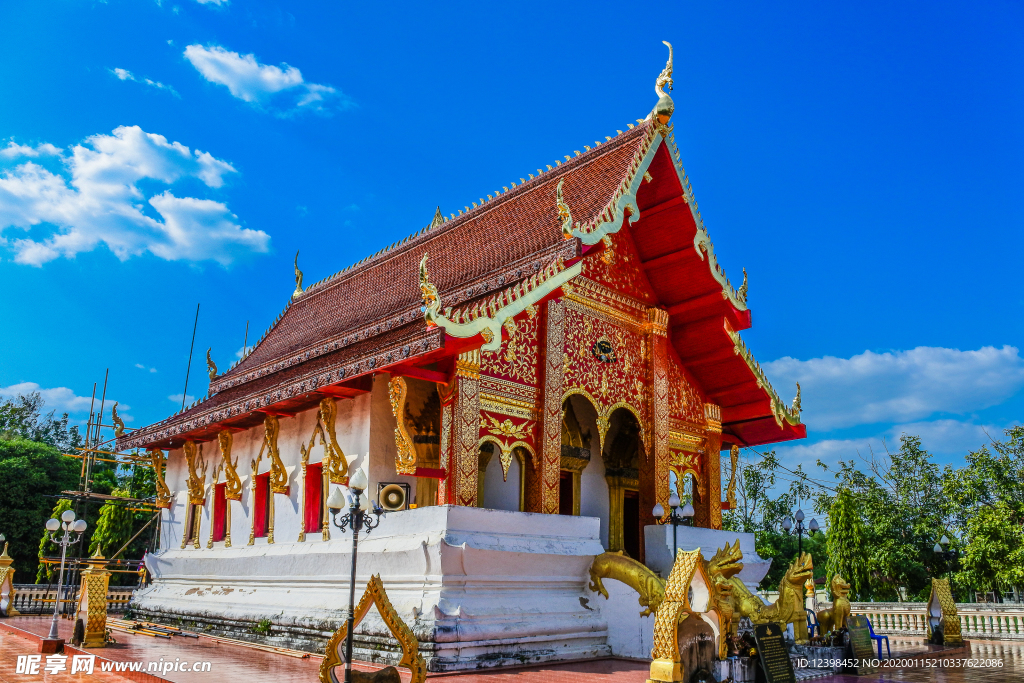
[933,535,957,578]
[653,491,695,559]
[44,510,87,642]
[782,509,818,557]
[326,469,385,683]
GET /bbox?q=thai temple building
[118,45,805,672]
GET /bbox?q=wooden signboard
[753,622,796,683]
[846,615,879,674]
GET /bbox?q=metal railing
[11,584,138,616]
[847,602,1024,640]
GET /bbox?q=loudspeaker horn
[378,482,410,512]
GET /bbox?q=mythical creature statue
[206,348,218,380]
[752,552,814,644]
[588,551,666,617]
[816,575,851,634]
[111,402,125,437]
[419,254,441,325]
[293,250,304,299]
[705,540,744,659]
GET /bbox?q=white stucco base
[643,525,772,591]
[135,505,611,672]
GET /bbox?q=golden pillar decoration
[927,578,962,645]
[644,308,672,540]
[219,430,241,547]
[318,398,349,485]
[449,350,481,507]
[725,444,739,511]
[694,404,723,530]
[147,448,173,509]
[319,575,426,683]
[649,548,703,683]
[437,381,457,505]
[75,548,111,648]
[247,450,263,546]
[388,376,417,475]
[537,298,566,514]
[261,415,289,495]
[298,448,309,543]
[182,440,207,550]
[0,543,19,617]
[605,472,639,553]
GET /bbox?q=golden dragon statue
[590,542,816,650]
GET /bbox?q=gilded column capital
[645,307,669,336]
[704,402,722,434]
[455,349,481,380]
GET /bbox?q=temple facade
[119,46,805,671]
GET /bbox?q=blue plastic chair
[865,617,891,658]
[805,608,820,637]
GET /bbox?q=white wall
[159,389,373,552]
[580,452,610,548]
[482,451,522,512]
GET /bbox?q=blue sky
[1,1,1021,475]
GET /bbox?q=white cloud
[135,363,158,373]
[235,345,253,358]
[1,141,61,159]
[0,125,270,266]
[168,393,196,405]
[763,346,1024,431]
[184,44,351,115]
[109,68,180,98]
[0,381,129,415]
[194,0,228,5]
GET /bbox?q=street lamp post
[653,491,695,559]
[782,509,819,557]
[326,469,385,683]
[933,535,956,578]
[44,510,88,643]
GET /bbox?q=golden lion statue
[816,575,851,634]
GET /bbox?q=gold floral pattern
[481,305,539,385]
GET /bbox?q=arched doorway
[602,407,643,560]
[477,442,525,512]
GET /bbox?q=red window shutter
[305,463,323,533]
[254,473,270,538]
[212,483,227,542]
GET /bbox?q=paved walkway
[2,616,1021,682]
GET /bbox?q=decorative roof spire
[654,41,674,124]
[430,206,444,228]
[111,402,125,437]
[293,250,303,299]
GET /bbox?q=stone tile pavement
[2,616,1021,683]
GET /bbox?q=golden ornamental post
[0,542,21,616]
[76,547,112,647]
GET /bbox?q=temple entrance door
[602,407,642,558]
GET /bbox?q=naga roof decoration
[119,45,804,452]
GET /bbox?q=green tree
[824,487,868,599]
[0,438,80,579]
[944,426,1024,597]
[0,392,82,453]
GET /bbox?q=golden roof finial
[654,41,674,124]
[430,206,444,228]
[206,348,218,380]
[293,250,304,298]
[0,542,11,567]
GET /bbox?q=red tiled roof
[120,125,653,450]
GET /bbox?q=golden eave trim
[560,124,662,246]
[421,254,582,352]
[723,319,801,427]
[654,129,749,312]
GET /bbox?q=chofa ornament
[319,574,426,683]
